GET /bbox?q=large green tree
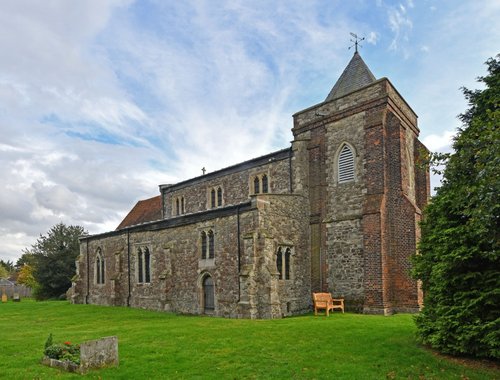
[413,55,499,359]
[26,223,87,300]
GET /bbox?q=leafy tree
[17,264,39,290]
[413,55,500,359]
[15,252,37,270]
[26,223,87,300]
[0,260,15,273]
[0,265,9,279]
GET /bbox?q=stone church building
[70,52,430,318]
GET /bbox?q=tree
[26,223,87,300]
[413,55,500,359]
[17,264,39,290]
[0,265,9,279]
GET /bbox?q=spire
[325,52,376,102]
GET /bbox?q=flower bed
[42,334,118,373]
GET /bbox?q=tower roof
[325,52,376,101]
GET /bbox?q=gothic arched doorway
[202,275,214,313]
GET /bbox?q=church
[70,51,430,318]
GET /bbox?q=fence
[0,284,32,299]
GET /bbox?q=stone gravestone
[42,336,119,374]
[1,293,7,303]
[80,336,119,372]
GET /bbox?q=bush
[43,335,80,365]
[413,55,500,359]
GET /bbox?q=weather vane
[349,32,365,53]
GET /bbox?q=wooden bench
[312,292,344,316]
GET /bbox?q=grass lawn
[0,300,497,379]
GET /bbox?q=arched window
[276,247,283,280]
[208,230,215,259]
[95,248,105,285]
[338,144,355,183]
[276,246,292,280]
[201,231,207,259]
[262,175,268,193]
[203,275,214,312]
[217,187,222,207]
[284,248,291,280]
[176,198,180,215]
[254,176,260,194]
[138,248,144,283]
[137,247,152,284]
[181,197,185,214]
[211,189,216,208]
[144,247,151,283]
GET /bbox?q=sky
[0,0,499,263]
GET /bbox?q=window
[200,229,215,260]
[208,186,223,209]
[201,231,207,259]
[338,144,355,183]
[211,189,216,208]
[181,196,185,214]
[253,176,260,194]
[252,174,270,195]
[137,247,151,283]
[217,187,222,207]
[176,198,180,215]
[276,246,292,280]
[262,175,268,193]
[95,248,105,285]
[208,230,214,259]
[276,248,283,280]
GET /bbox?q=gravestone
[42,336,118,374]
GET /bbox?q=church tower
[291,52,430,314]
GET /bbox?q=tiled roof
[116,195,162,230]
[325,52,376,101]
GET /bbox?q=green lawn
[0,300,497,379]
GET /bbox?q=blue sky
[0,0,498,263]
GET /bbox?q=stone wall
[73,194,310,319]
[162,151,291,218]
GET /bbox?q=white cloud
[422,130,456,153]
[366,31,379,45]
[1,0,499,263]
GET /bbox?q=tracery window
[200,229,215,260]
[95,248,105,285]
[252,174,270,195]
[174,196,185,215]
[208,186,223,209]
[137,247,151,284]
[338,144,355,183]
[276,246,292,280]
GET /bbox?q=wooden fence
[0,284,32,299]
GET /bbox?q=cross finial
[349,32,365,53]
[202,167,206,175]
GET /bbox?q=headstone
[13,293,20,302]
[1,293,7,303]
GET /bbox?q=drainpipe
[127,229,131,307]
[85,239,90,304]
[237,205,241,302]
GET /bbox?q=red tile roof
[116,195,162,230]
